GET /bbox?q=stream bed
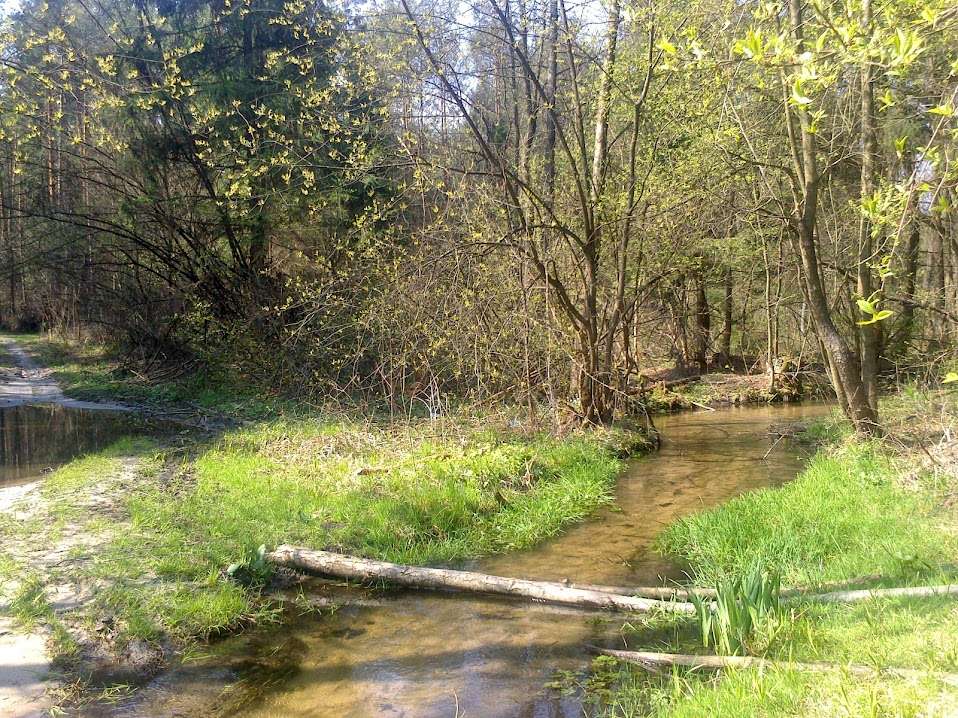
[91,402,831,718]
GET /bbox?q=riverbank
[591,389,958,716]
[0,333,655,711]
[11,333,826,416]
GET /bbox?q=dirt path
[0,336,128,411]
[0,338,141,716]
[0,619,51,718]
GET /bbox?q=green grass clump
[46,414,630,643]
[126,422,622,571]
[657,441,952,586]
[598,663,811,718]
[596,397,958,717]
[9,576,51,628]
[600,655,958,717]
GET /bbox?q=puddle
[0,405,148,487]
[81,402,834,718]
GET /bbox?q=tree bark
[568,579,957,603]
[720,266,733,363]
[796,584,958,604]
[857,0,881,411]
[784,0,878,434]
[266,546,696,614]
[693,268,711,372]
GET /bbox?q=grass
[0,332,648,651]
[6,332,284,417]
[84,417,626,642]
[593,392,958,716]
[3,409,634,654]
[657,442,951,586]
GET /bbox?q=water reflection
[0,405,140,487]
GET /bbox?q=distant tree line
[0,0,955,431]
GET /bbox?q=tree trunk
[266,546,696,614]
[720,266,733,363]
[785,0,878,434]
[578,0,620,425]
[857,0,881,411]
[693,269,711,372]
[890,221,921,354]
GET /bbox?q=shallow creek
[0,405,142,487]
[99,402,831,718]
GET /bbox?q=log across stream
[266,546,700,613]
[267,545,958,612]
[104,403,836,718]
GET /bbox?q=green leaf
[943,372,958,384]
[657,39,677,55]
[791,85,813,106]
[857,309,894,325]
[894,136,907,158]
[928,104,954,117]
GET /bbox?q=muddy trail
[91,402,830,718]
[0,339,155,718]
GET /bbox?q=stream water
[95,402,831,718]
[0,405,143,487]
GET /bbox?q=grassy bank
[0,333,652,666]
[591,390,958,716]
[104,417,629,640]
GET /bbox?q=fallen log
[597,648,958,685]
[567,582,718,600]
[266,546,697,614]
[575,576,956,604]
[796,584,958,604]
[567,574,885,601]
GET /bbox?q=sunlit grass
[597,393,958,716]
[126,418,623,569]
[13,412,633,644]
[657,442,953,586]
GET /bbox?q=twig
[762,434,786,460]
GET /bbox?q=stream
[78,402,831,718]
[0,405,144,488]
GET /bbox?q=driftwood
[569,582,719,600]
[564,574,879,601]
[267,546,697,614]
[269,547,958,613]
[598,648,958,685]
[799,584,958,604]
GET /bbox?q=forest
[0,0,956,715]
[0,0,953,430]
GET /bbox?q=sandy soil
[0,338,138,716]
[0,616,51,718]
